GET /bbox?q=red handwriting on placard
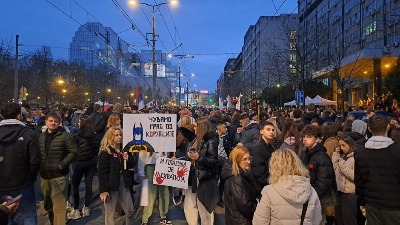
[154,172,164,184]
[177,166,188,177]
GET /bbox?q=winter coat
[98,147,135,193]
[345,131,366,150]
[237,122,259,151]
[300,143,338,207]
[74,127,100,161]
[251,138,274,198]
[191,131,219,213]
[302,112,320,125]
[221,162,257,225]
[332,152,355,194]
[355,136,400,210]
[89,111,106,134]
[253,175,322,225]
[228,122,239,146]
[0,120,41,192]
[38,127,78,179]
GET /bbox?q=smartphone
[6,194,22,206]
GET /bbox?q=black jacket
[345,131,366,150]
[0,121,41,192]
[251,138,274,198]
[89,111,106,134]
[302,112,320,125]
[300,143,337,206]
[98,147,135,193]
[74,127,100,161]
[219,133,234,157]
[189,131,220,213]
[221,162,257,225]
[355,141,400,210]
[39,127,78,179]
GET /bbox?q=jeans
[71,159,96,209]
[104,175,134,225]
[0,184,37,225]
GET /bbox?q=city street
[37,176,225,225]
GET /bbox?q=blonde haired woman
[98,127,135,225]
[221,146,257,225]
[105,113,121,131]
[253,148,322,225]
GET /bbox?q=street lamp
[128,0,178,107]
[168,54,194,106]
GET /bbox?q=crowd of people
[0,101,400,225]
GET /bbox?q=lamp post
[129,0,178,107]
[168,54,194,106]
[186,73,195,107]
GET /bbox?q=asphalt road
[37,176,225,225]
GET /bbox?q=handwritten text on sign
[153,157,191,189]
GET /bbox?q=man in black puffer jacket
[355,115,400,224]
[300,124,337,225]
[39,111,78,225]
[0,103,41,225]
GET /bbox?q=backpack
[71,112,83,128]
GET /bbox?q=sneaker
[141,222,148,225]
[160,216,173,224]
[81,206,90,217]
[67,209,81,220]
[66,201,73,211]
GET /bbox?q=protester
[105,113,121,131]
[280,120,304,155]
[332,135,357,225]
[69,115,100,219]
[355,115,400,224]
[185,117,219,225]
[251,120,275,198]
[300,124,337,225]
[39,111,78,225]
[236,113,259,151]
[221,146,257,225]
[98,127,135,225]
[253,148,322,225]
[0,103,41,225]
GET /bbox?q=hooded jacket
[38,127,78,179]
[253,176,322,225]
[345,131,367,149]
[0,120,41,192]
[355,136,400,210]
[74,127,100,161]
[237,122,259,151]
[280,136,305,154]
[332,152,355,193]
[221,162,257,225]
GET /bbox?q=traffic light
[209,98,213,103]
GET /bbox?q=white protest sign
[153,157,191,189]
[123,114,177,152]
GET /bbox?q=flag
[218,87,223,109]
[236,94,241,110]
[146,100,154,107]
[136,87,145,110]
[226,95,231,109]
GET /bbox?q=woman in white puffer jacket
[253,148,322,225]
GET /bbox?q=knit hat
[352,120,367,136]
[180,108,192,117]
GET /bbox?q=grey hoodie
[365,136,394,149]
[253,175,322,225]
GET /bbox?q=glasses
[241,156,252,162]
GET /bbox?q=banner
[123,113,177,152]
[153,157,191,189]
[144,63,166,77]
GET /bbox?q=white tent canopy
[284,96,313,106]
[309,95,336,105]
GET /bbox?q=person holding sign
[98,127,135,225]
[138,151,173,225]
[184,117,219,225]
[221,146,257,225]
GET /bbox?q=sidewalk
[37,176,225,225]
